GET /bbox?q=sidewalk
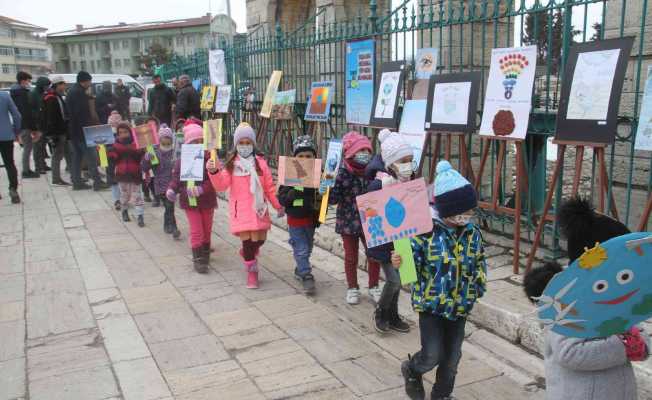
[0,165,545,399]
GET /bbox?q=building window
[112,41,119,50]
[122,40,129,49]
[72,61,78,70]
[176,36,183,46]
[0,46,13,56]
[80,60,87,70]
[95,42,99,51]
[2,64,15,74]
[79,44,85,56]
[114,59,121,67]
[123,58,130,66]
[91,60,95,71]
[187,35,195,45]
[145,38,151,48]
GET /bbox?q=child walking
[277,135,321,295]
[108,122,146,227]
[394,161,486,400]
[142,123,180,239]
[327,131,381,305]
[365,129,412,333]
[142,115,160,206]
[166,121,217,273]
[206,122,283,289]
[107,111,123,210]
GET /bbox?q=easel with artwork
[256,71,283,155]
[305,80,336,156]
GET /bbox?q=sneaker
[346,288,361,305]
[114,200,121,211]
[389,313,411,333]
[401,359,425,400]
[368,286,382,303]
[301,273,316,295]
[9,189,20,204]
[374,308,390,333]
[22,170,39,178]
[137,215,145,227]
[72,183,92,191]
[52,178,70,186]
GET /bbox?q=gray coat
[0,91,21,141]
[545,331,638,400]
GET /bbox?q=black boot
[9,189,20,204]
[401,357,425,400]
[373,307,390,333]
[171,219,181,239]
[163,209,172,233]
[137,215,145,227]
[389,293,410,333]
[192,247,208,273]
[202,243,211,266]
[122,209,130,222]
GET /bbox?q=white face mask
[445,214,472,226]
[353,152,371,165]
[237,144,254,158]
[393,162,413,181]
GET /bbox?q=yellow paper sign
[98,144,108,168]
[318,187,330,223]
[200,86,217,111]
[203,119,222,151]
[147,144,159,166]
[187,181,197,207]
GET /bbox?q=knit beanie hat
[76,71,92,83]
[434,160,477,218]
[234,122,256,146]
[183,122,203,144]
[158,123,174,141]
[342,131,372,159]
[293,135,316,156]
[378,128,412,166]
[107,111,123,129]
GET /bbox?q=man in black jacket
[44,76,70,186]
[115,79,131,120]
[9,71,41,178]
[148,74,175,126]
[95,80,117,124]
[30,76,51,174]
[175,75,200,120]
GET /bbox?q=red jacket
[108,140,145,183]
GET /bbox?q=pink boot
[244,259,259,289]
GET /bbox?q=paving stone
[25,257,78,274]
[97,313,151,362]
[79,266,116,290]
[149,334,230,372]
[108,263,168,289]
[253,294,316,321]
[24,239,72,263]
[0,301,23,323]
[121,281,185,314]
[23,214,65,240]
[159,263,226,288]
[0,357,25,399]
[2,215,21,233]
[134,307,208,344]
[0,320,24,362]
[326,352,403,396]
[255,363,339,399]
[220,324,288,350]
[113,357,172,400]
[71,245,107,269]
[29,364,119,400]
[235,337,303,364]
[174,377,264,400]
[164,360,247,396]
[191,292,252,317]
[204,307,272,337]
[242,347,315,378]
[0,274,24,304]
[95,234,144,253]
[62,214,84,229]
[455,374,545,400]
[178,281,234,303]
[0,245,23,275]
[27,293,94,339]
[26,269,85,295]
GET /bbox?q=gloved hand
[622,326,649,362]
[380,173,397,188]
[166,189,177,203]
[318,180,329,195]
[186,186,204,198]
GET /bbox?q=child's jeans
[341,234,380,289]
[288,225,316,277]
[378,261,401,311]
[409,313,466,398]
[119,182,144,216]
[185,208,214,249]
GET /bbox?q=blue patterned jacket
[410,219,487,320]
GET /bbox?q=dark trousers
[378,261,401,311]
[0,140,18,190]
[70,136,98,185]
[409,313,467,398]
[162,196,177,230]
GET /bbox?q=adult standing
[9,71,41,178]
[67,71,107,191]
[147,74,175,126]
[175,75,200,120]
[0,90,21,203]
[43,75,70,186]
[115,79,131,121]
[30,76,51,174]
[95,80,117,124]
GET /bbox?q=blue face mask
[353,152,371,165]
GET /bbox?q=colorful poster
[260,70,283,118]
[322,139,343,187]
[566,49,620,121]
[200,86,217,111]
[635,66,652,151]
[399,100,428,168]
[277,156,322,188]
[356,178,433,248]
[214,85,232,114]
[203,119,222,151]
[431,82,472,125]
[180,144,205,182]
[345,38,375,125]
[537,232,652,339]
[209,49,226,85]
[271,89,296,120]
[132,122,159,149]
[83,124,115,147]
[415,48,439,79]
[479,46,537,140]
[305,81,334,121]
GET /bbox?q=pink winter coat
[208,155,282,235]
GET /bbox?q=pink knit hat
[343,131,372,159]
[183,122,203,144]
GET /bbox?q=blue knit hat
[434,160,477,218]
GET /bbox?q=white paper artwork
[635,66,652,151]
[431,82,472,125]
[209,49,226,86]
[180,144,205,182]
[214,85,232,113]
[566,49,620,121]
[374,71,401,119]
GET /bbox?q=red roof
[48,15,211,38]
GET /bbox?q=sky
[0,0,247,34]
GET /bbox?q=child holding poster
[167,120,217,273]
[365,129,413,334]
[107,111,123,210]
[392,161,486,400]
[206,123,284,289]
[327,131,381,305]
[141,116,160,206]
[277,135,322,295]
[108,122,146,227]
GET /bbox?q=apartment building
[0,16,50,87]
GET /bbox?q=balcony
[15,54,48,62]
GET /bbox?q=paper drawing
[260,70,283,118]
[180,144,205,182]
[277,156,323,188]
[214,85,232,114]
[635,66,652,151]
[399,100,427,168]
[431,82,471,125]
[203,119,222,150]
[322,139,343,187]
[374,70,401,119]
[271,89,296,120]
[200,86,217,111]
[345,39,375,125]
[566,49,620,121]
[305,81,334,121]
[83,124,115,147]
[133,123,159,149]
[415,48,438,79]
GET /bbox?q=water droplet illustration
[385,197,406,228]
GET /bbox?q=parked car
[50,74,145,114]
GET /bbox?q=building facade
[0,16,50,87]
[47,14,236,75]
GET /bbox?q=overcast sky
[0,0,247,34]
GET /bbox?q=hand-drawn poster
[271,89,296,120]
[277,156,322,188]
[479,46,537,140]
[370,61,406,128]
[83,124,115,147]
[356,178,433,248]
[635,66,652,151]
[426,72,481,132]
[555,37,634,144]
[322,139,343,187]
[537,232,652,339]
[209,49,226,85]
[132,122,159,149]
[260,70,283,118]
[345,38,375,125]
[180,144,205,182]
[415,48,438,79]
[203,119,222,150]
[305,81,334,122]
[214,85,232,114]
[200,85,217,111]
[399,100,428,168]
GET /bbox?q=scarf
[233,155,267,218]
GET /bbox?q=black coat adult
[115,84,131,117]
[95,89,117,124]
[175,82,200,120]
[9,84,33,130]
[66,83,92,142]
[30,77,50,131]
[43,89,68,138]
[148,83,176,126]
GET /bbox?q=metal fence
[160,0,652,258]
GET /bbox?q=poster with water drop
[355,178,433,248]
[370,61,406,129]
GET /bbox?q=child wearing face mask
[327,131,381,305]
[206,122,284,289]
[167,120,217,273]
[142,123,180,239]
[392,160,486,400]
[365,129,413,334]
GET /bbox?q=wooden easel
[474,137,528,274]
[422,132,475,184]
[525,141,620,271]
[256,116,270,149]
[638,194,652,231]
[265,116,297,158]
[306,120,336,159]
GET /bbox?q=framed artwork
[479,45,537,140]
[555,37,635,144]
[345,38,375,125]
[370,61,406,129]
[425,71,481,132]
[260,70,283,118]
[200,85,216,111]
[415,48,439,79]
[322,139,343,187]
[399,100,428,168]
[180,144,205,182]
[271,89,296,120]
[277,156,322,188]
[214,85,232,114]
[305,81,334,122]
[203,119,222,151]
[132,122,159,149]
[83,124,115,147]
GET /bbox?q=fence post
[369,0,378,33]
[275,23,283,71]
